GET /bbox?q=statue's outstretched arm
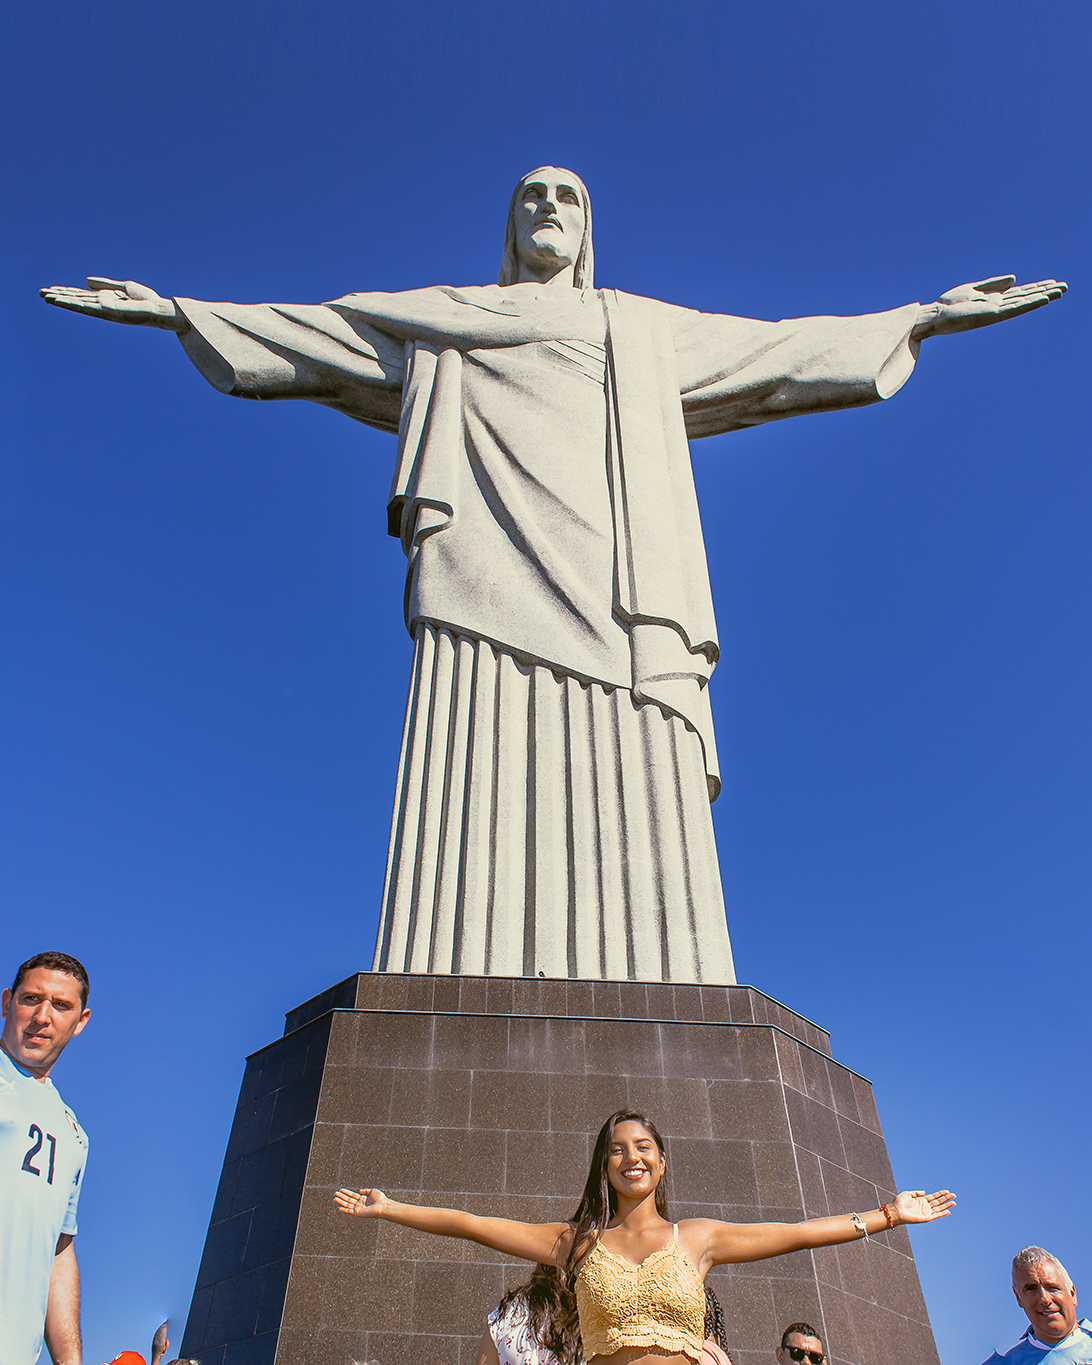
[39,277,191,334]
[911,275,1066,340]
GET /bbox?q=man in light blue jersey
[982,1247,1092,1365]
[1,952,91,1365]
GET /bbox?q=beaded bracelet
[880,1203,895,1231]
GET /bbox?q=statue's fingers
[86,276,127,290]
[972,275,1017,294]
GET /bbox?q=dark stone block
[737,1027,780,1081]
[673,984,704,1022]
[353,972,383,1009]
[238,1058,264,1108]
[508,1016,586,1074]
[505,1128,589,1196]
[458,975,489,1014]
[669,1136,758,1207]
[585,1019,663,1076]
[566,979,596,1017]
[256,1258,292,1334]
[837,1114,895,1190]
[231,1139,290,1216]
[591,980,622,1017]
[196,1211,252,1288]
[225,1092,277,1163]
[432,975,462,1013]
[275,1250,326,1326]
[268,1072,323,1142]
[537,978,569,1016]
[224,1331,278,1365]
[244,1195,301,1270]
[324,1011,360,1068]
[204,1267,266,1347]
[405,973,436,1012]
[700,985,731,1022]
[412,1260,506,1334]
[281,1128,312,1195]
[388,1065,471,1128]
[727,987,756,1023]
[798,1047,836,1110]
[433,1013,508,1070]
[180,1283,213,1355]
[341,1122,426,1190]
[661,1024,742,1082]
[709,1079,788,1142]
[485,976,515,1016]
[283,974,359,1035]
[623,1075,712,1136]
[376,973,410,1010]
[549,1072,629,1133]
[304,1122,343,1187]
[423,1125,505,1194]
[322,1253,415,1331]
[646,982,676,1019]
[753,1141,804,1209]
[357,1012,434,1069]
[257,1029,310,1096]
[211,1159,241,1224]
[827,1061,860,1124]
[317,1062,395,1126]
[471,1068,549,1130]
[785,1088,848,1168]
[774,1031,807,1095]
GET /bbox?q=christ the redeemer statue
[41,167,1065,985]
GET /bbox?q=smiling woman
[334,1109,956,1365]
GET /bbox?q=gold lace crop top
[575,1225,706,1363]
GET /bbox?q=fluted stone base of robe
[373,623,736,983]
[180,973,941,1365]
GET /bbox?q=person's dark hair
[11,952,90,1009]
[704,1283,732,1356]
[781,1323,823,1351]
[564,1111,669,1279]
[496,1263,581,1365]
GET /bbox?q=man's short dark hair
[11,952,90,1009]
[781,1323,823,1350]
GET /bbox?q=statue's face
[512,168,585,276]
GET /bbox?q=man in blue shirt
[982,1247,1092,1365]
[1,952,91,1365]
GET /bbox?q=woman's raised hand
[334,1186,388,1218]
[892,1189,956,1224]
[39,277,190,332]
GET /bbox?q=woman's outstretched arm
[695,1188,955,1268]
[334,1186,571,1265]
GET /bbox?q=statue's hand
[913,275,1067,339]
[39,277,190,333]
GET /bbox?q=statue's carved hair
[499,166,594,289]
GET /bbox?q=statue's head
[499,166,594,289]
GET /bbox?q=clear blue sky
[2,3,1088,1362]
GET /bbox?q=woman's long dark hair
[564,1111,670,1279]
[496,1263,582,1365]
[704,1283,733,1357]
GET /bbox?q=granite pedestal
[180,975,940,1365]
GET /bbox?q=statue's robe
[175,283,920,983]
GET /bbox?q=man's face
[1,968,90,1077]
[512,169,585,276]
[777,1334,825,1365]
[1013,1261,1078,1343]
